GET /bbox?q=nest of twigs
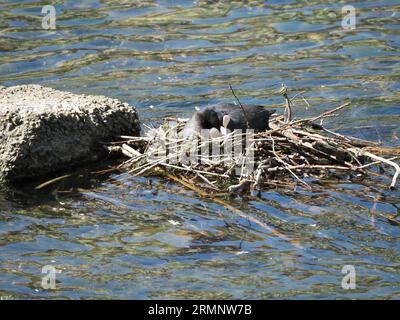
[106,91,399,194]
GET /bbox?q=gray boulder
[0,84,140,182]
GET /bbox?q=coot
[182,103,275,137]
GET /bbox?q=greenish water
[0,0,400,299]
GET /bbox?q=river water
[0,0,399,299]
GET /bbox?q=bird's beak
[222,115,231,128]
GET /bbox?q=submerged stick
[166,173,302,249]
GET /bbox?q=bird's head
[200,109,220,129]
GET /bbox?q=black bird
[182,103,275,137]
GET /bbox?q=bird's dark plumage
[182,103,275,137]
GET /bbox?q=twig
[270,134,311,189]
[358,156,399,169]
[279,84,292,123]
[229,84,250,129]
[349,148,399,189]
[307,102,351,123]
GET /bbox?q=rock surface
[0,84,140,182]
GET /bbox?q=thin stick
[358,156,399,169]
[308,102,350,123]
[35,174,71,190]
[162,162,229,178]
[263,164,352,172]
[270,134,311,189]
[181,164,219,190]
[229,84,250,129]
[349,148,399,189]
